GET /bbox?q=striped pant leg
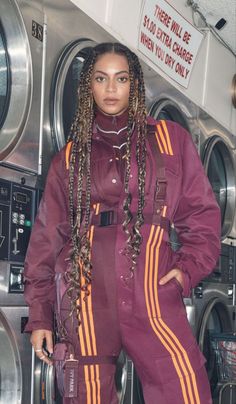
[62,363,119,404]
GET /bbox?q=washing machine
[0,169,40,404]
[0,306,32,403]
[185,281,236,403]
[196,118,236,403]
[0,8,47,401]
[199,117,236,285]
[0,0,48,174]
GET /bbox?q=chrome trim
[198,297,232,352]
[0,21,11,129]
[0,308,22,403]
[149,98,190,132]
[202,135,236,240]
[51,39,95,150]
[0,0,32,159]
[38,16,47,175]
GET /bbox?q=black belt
[90,210,170,232]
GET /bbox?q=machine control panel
[0,179,37,263]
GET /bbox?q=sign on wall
[138,0,204,88]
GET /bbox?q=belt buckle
[155,178,166,200]
[100,210,114,227]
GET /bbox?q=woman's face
[91,52,130,116]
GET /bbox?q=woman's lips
[103,98,119,104]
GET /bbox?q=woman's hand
[159,268,184,289]
[30,329,53,365]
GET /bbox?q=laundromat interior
[0,0,236,403]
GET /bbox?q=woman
[24,42,221,403]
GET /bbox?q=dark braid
[122,50,147,275]
[65,43,147,331]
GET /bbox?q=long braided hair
[66,42,147,326]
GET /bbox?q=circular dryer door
[51,39,95,150]
[202,136,235,240]
[0,309,22,403]
[149,98,189,132]
[0,0,31,158]
[197,297,233,398]
[115,351,145,404]
[34,357,61,404]
[0,24,10,129]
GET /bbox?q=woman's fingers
[45,330,54,355]
[30,329,53,365]
[159,268,184,288]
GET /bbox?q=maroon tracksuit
[24,110,221,403]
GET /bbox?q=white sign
[138,0,204,88]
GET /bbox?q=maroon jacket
[24,112,221,332]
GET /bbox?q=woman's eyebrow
[93,70,129,75]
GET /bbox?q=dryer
[0,168,40,404]
[185,281,236,403]
[200,115,236,244]
[0,306,32,404]
[0,0,49,174]
[199,117,236,286]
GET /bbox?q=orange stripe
[155,131,164,154]
[152,235,195,404]
[90,365,97,404]
[78,203,101,404]
[95,365,101,404]
[88,224,98,355]
[88,204,101,404]
[144,211,200,403]
[153,209,199,403]
[79,312,88,355]
[148,227,161,317]
[65,141,72,169]
[84,365,92,404]
[144,225,189,403]
[156,124,169,154]
[160,120,174,156]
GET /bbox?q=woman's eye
[95,76,106,82]
[117,76,129,83]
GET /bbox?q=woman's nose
[106,79,116,92]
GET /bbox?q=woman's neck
[94,108,129,131]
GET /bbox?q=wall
[70,0,236,135]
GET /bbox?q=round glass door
[149,99,189,131]
[0,0,31,159]
[34,358,61,404]
[202,136,235,239]
[197,298,233,398]
[51,39,95,150]
[0,309,22,403]
[0,25,10,129]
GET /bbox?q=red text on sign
[154,5,171,28]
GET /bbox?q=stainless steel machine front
[0,0,46,173]
[186,282,236,403]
